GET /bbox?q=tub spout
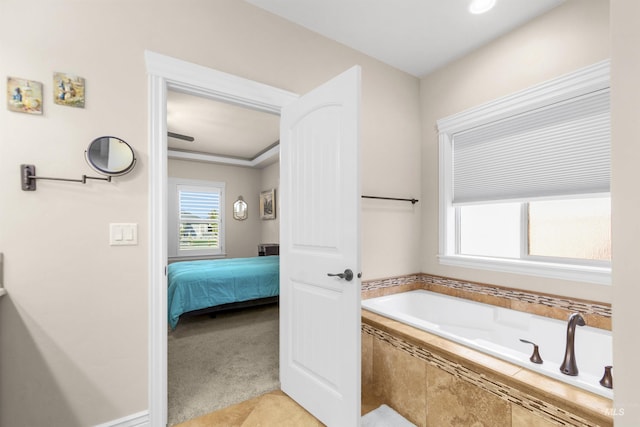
[559,312,585,376]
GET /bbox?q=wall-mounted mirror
[233,196,248,220]
[85,136,136,176]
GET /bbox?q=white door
[280,66,361,426]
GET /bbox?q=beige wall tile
[511,404,557,427]
[372,339,427,427]
[361,331,374,400]
[426,365,511,427]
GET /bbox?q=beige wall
[168,159,264,259]
[3,0,634,425]
[0,0,420,425]
[420,0,611,303]
[260,161,280,245]
[420,1,640,422]
[611,0,640,423]
[168,158,281,258]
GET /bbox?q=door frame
[145,51,298,427]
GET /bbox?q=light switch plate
[110,223,138,246]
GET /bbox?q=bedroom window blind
[178,186,222,251]
[168,178,225,258]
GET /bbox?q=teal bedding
[168,256,279,328]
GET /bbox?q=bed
[168,256,279,328]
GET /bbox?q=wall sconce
[233,196,248,220]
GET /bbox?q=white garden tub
[362,290,613,399]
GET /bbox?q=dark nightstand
[258,243,279,256]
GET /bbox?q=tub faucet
[559,312,585,376]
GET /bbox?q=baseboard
[93,410,149,427]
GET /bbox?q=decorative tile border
[362,273,612,319]
[363,323,604,427]
[361,274,424,290]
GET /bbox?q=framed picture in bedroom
[260,189,276,220]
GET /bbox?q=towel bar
[361,195,419,204]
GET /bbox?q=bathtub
[362,290,613,399]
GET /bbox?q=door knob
[327,269,354,281]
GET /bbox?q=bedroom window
[169,178,225,258]
[437,60,611,285]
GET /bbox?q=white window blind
[178,186,221,251]
[452,89,610,204]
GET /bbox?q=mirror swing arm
[20,136,136,191]
[21,164,111,191]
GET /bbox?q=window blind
[452,89,610,204]
[178,187,221,251]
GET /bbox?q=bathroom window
[168,178,226,258]
[438,60,611,284]
[458,197,611,263]
[527,197,611,262]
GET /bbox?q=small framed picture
[7,77,43,115]
[53,72,85,108]
[260,189,276,220]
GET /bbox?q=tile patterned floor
[174,389,383,427]
[173,390,323,427]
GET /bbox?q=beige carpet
[168,304,280,426]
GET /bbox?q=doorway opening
[166,90,283,424]
[146,50,298,427]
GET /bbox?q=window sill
[438,254,611,285]
[169,254,227,263]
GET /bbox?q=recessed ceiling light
[469,0,496,14]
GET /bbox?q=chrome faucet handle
[519,339,543,364]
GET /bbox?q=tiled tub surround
[361,275,613,427]
[363,290,612,399]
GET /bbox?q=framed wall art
[53,72,85,108]
[7,77,43,115]
[260,189,276,220]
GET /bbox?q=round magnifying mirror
[85,136,136,176]
[233,197,248,220]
